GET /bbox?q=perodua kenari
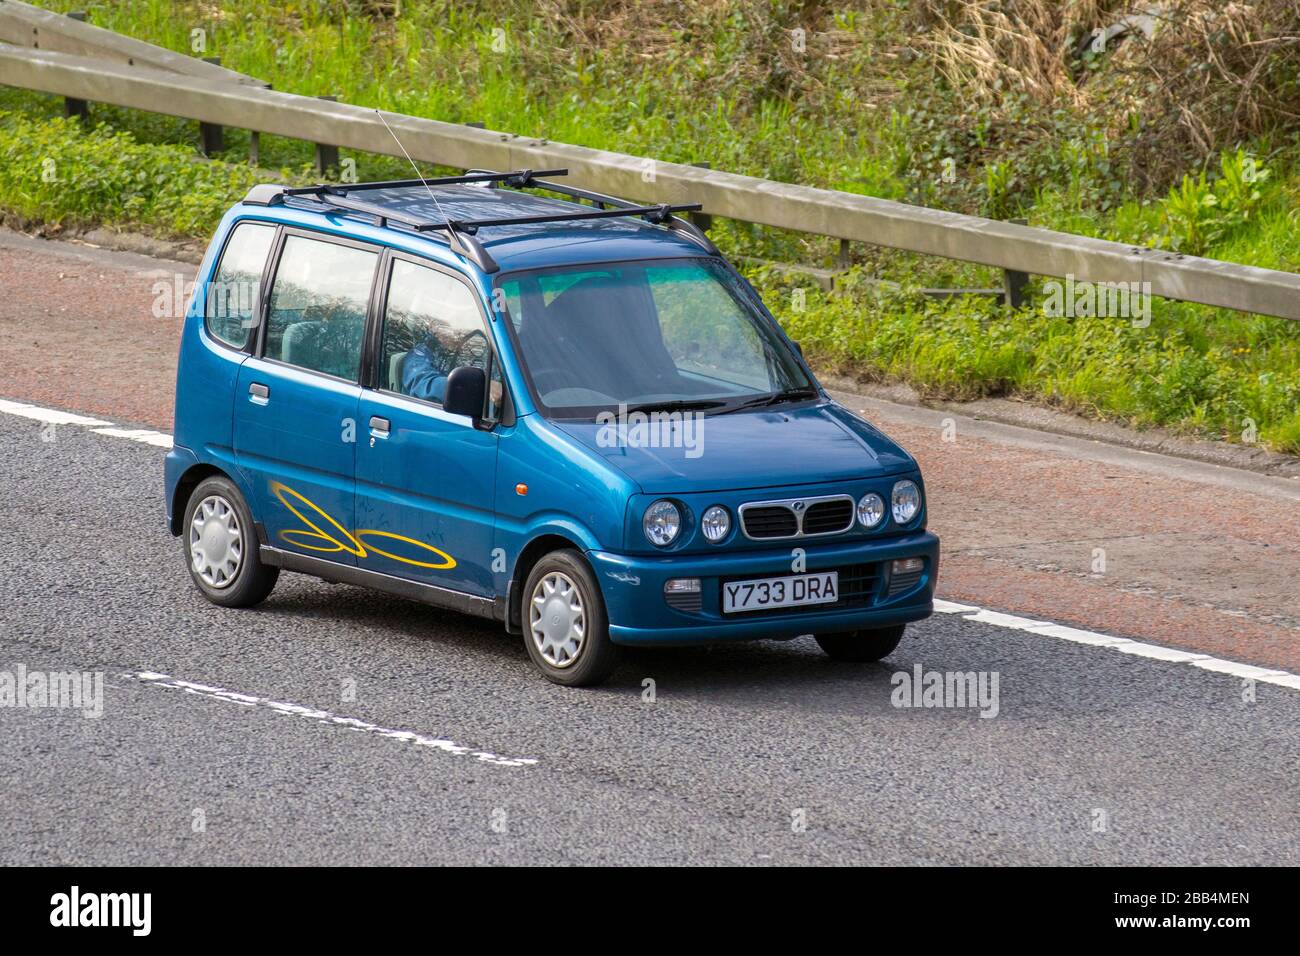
[165,169,939,686]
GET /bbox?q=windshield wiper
[720,387,820,413]
[623,399,727,414]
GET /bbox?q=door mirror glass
[444,366,487,421]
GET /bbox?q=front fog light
[701,505,730,542]
[891,480,921,524]
[856,492,885,528]
[891,558,924,575]
[664,578,701,594]
[643,499,681,547]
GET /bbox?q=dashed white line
[0,398,112,427]
[0,398,172,448]
[91,427,173,448]
[126,671,538,768]
[5,397,1299,695]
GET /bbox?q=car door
[355,252,500,597]
[234,230,380,565]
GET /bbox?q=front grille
[802,499,854,535]
[839,563,882,607]
[719,563,881,617]
[739,494,855,540]
[740,506,798,538]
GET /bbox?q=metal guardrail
[0,3,1298,320]
[0,1,260,85]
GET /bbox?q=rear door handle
[248,382,269,405]
[369,415,391,438]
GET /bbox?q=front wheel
[815,625,906,662]
[522,549,621,687]
[183,476,279,608]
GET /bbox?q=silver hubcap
[189,494,243,588]
[529,571,586,668]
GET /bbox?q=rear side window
[263,235,378,381]
[205,221,275,349]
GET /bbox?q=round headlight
[643,500,681,547]
[701,505,730,542]
[891,480,921,525]
[856,492,886,529]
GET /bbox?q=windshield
[496,258,813,418]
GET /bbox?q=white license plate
[722,571,839,614]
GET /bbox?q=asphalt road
[1,413,1297,865]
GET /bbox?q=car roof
[242,181,711,275]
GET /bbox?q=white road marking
[0,398,112,427]
[5,397,1299,696]
[125,671,538,768]
[936,599,1300,691]
[91,427,174,448]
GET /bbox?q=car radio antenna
[374,109,451,225]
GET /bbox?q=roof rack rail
[252,166,716,270]
[525,176,718,254]
[281,167,570,196]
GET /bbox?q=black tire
[521,549,621,687]
[815,624,906,662]
[182,475,278,608]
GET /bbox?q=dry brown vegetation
[915,1,1300,186]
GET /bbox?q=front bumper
[588,531,939,645]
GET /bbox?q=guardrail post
[690,162,712,232]
[314,96,340,177]
[249,131,260,167]
[198,57,224,155]
[1002,218,1029,308]
[837,239,851,271]
[62,12,89,119]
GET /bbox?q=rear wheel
[522,549,621,687]
[183,476,278,608]
[815,625,906,662]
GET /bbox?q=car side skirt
[258,545,505,623]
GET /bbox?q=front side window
[205,221,275,349]
[263,234,377,380]
[497,258,810,417]
[380,258,496,414]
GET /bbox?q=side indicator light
[515,483,528,496]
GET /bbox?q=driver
[400,330,450,403]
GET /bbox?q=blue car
[166,169,939,686]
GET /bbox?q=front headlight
[856,492,885,529]
[891,480,921,525]
[643,499,681,547]
[701,505,730,542]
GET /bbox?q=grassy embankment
[2,0,1297,450]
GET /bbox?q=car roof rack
[249,168,714,273]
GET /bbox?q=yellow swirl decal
[270,481,457,571]
[355,530,456,570]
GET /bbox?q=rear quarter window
[205,221,275,349]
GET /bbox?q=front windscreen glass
[496,258,812,418]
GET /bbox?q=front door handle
[248,382,270,405]
[369,415,391,438]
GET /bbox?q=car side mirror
[792,340,804,357]
[444,366,487,423]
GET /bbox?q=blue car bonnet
[551,400,916,494]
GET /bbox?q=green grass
[1,0,1298,453]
